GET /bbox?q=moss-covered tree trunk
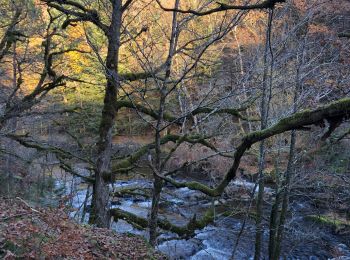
[149,174,163,245]
[89,0,122,228]
[149,94,166,245]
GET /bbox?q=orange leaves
[0,197,163,259]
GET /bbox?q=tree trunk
[149,0,179,245]
[149,174,163,245]
[149,91,167,246]
[273,130,296,259]
[271,66,299,259]
[254,140,267,260]
[89,0,122,228]
[268,160,282,259]
[269,31,305,258]
[254,9,274,260]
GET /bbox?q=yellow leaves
[65,50,88,74]
[28,37,43,49]
[66,24,85,39]
[22,73,42,92]
[62,25,91,75]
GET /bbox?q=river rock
[157,239,203,259]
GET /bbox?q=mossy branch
[159,98,350,196]
[338,32,350,38]
[111,187,151,198]
[119,71,162,82]
[58,159,95,183]
[7,134,95,183]
[115,100,178,123]
[110,134,218,176]
[115,100,255,124]
[191,107,257,121]
[110,208,214,237]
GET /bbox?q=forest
[0,0,349,259]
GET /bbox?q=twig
[16,197,40,214]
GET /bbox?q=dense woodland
[0,0,349,259]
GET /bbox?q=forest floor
[0,197,165,259]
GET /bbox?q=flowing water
[53,165,350,259]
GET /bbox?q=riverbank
[54,171,350,259]
[0,197,164,259]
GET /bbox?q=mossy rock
[305,215,350,235]
[264,169,276,184]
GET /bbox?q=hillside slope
[0,197,164,259]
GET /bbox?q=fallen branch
[111,187,151,199]
[16,197,40,214]
[110,208,214,237]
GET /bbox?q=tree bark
[89,0,122,228]
[149,0,179,245]
[273,130,296,259]
[269,25,307,258]
[268,160,282,260]
[254,9,273,260]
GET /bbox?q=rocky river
[52,165,350,259]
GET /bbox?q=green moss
[221,210,257,220]
[1,240,23,255]
[126,232,136,237]
[305,215,349,228]
[110,207,214,237]
[195,208,214,229]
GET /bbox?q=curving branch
[6,134,95,183]
[158,98,350,197]
[115,100,178,123]
[338,32,350,38]
[115,100,256,126]
[121,0,134,13]
[191,106,256,121]
[43,0,109,33]
[155,0,286,16]
[0,7,22,62]
[120,26,148,45]
[110,133,218,176]
[0,12,68,126]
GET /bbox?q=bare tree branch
[155,0,286,16]
[159,98,350,196]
